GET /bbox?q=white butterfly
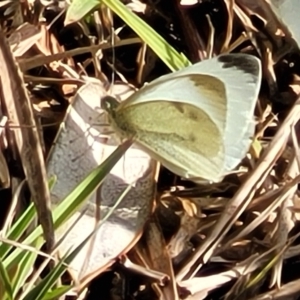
[102,54,262,182]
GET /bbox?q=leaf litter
[1,0,300,299]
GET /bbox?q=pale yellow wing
[109,101,224,182]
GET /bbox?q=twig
[0,30,55,251]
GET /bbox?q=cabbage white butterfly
[102,54,261,182]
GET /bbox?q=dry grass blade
[221,0,234,52]
[139,216,178,299]
[8,22,41,57]
[0,149,9,188]
[176,97,300,281]
[17,37,141,72]
[0,115,10,188]
[248,278,300,299]
[0,30,54,251]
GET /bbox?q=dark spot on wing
[171,103,200,121]
[172,103,185,113]
[188,111,198,121]
[188,133,196,142]
[217,54,260,78]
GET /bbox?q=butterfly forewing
[215,55,261,171]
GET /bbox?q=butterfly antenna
[109,14,115,95]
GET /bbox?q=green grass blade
[22,254,68,300]
[3,140,132,271]
[0,259,13,300]
[42,285,72,300]
[0,177,57,264]
[25,183,132,300]
[12,251,38,298]
[65,0,100,24]
[65,0,191,71]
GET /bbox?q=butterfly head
[101,96,120,115]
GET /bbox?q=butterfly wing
[113,101,224,181]
[117,54,261,180]
[208,54,261,172]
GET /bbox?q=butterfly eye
[101,96,120,112]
